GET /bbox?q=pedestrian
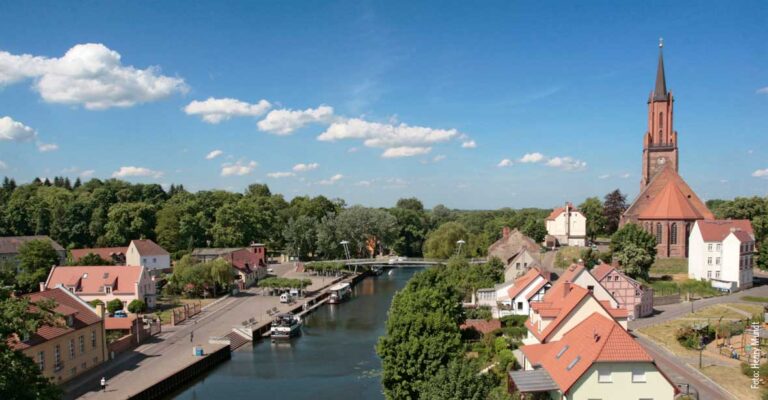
[190,330,194,342]
[100,377,106,392]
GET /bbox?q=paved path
[65,264,345,400]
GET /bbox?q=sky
[0,1,766,209]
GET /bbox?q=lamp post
[340,240,354,273]
[455,240,466,257]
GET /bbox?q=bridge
[304,257,488,268]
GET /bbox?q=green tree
[208,258,233,297]
[615,242,655,279]
[420,360,492,400]
[390,200,428,257]
[282,215,318,260]
[103,202,156,245]
[423,222,469,259]
[579,197,605,241]
[71,252,113,266]
[106,299,124,314]
[127,299,147,314]
[522,219,547,243]
[603,189,628,234]
[611,223,657,279]
[16,240,61,293]
[757,238,768,271]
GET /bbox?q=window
[655,224,662,244]
[556,345,569,359]
[615,276,619,281]
[716,271,720,278]
[632,369,647,383]
[69,339,75,359]
[708,244,713,251]
[517,301,523,310]
[659,112,664,130]
[37,351,45,371]
[598,369,612,383]
[716,257,720,265]
[153,257,157,263]
[105,286,112,294]
[79,336,85,354]
[707,271,712,278]
[587,285,594,292]
[91,331,97,348]
[54,345,61,369]
[566,356,581,371]
[707,257,712,266]
[670,223,677,245]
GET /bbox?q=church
[621,41,714,258]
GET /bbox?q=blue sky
[0,1,766,209]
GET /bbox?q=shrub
[127,299,147,314]
[88,299,104,308]
[497,349,516,372]
[106,299,124,314]
[500,315,527,327]
[465,305,493,320]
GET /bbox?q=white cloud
[381,146,431,158]
[598,174,611,179]
[432,155,446,163]
[0,43,187,109]
[347,147,359,153]
[267,171,296,178]
[62,167,95,177]
[318,174,343,185]
[318,118,459,153]
[497,158,513,167]
[355,180,372,187]
[757,87,768,94]
[0,160,6,169]
[519,152,545,163]
[719,179,728,184]
[205,149,224,160]
[619,172,630,179]
[0,116,37,142]
[461,140,477,149]
[292,162,319,172]
[80,169,95,177]
[112,166,163,179]
[185,98,271,124]
[257,105,334,135]
[545,156,587,171]
[37,142,58,152]
[752,168,768,178]
[221,160,258,177]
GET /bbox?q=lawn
[742,296,768,303]
[648,277,720,298]
[650,258,688,275]
[727,303,764,317]
[700,364,762,400]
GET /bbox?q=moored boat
[328,282,351,304]
[270,313,301,340]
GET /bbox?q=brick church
[621,41,714,258]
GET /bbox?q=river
[170,267,419,400]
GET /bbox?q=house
[545,203,587,247]
[70,246,128,265]
[477,266,552,318]
[555,263,620,310]
[620,43,714,258]
[488,227,541,270]
[504,247,541,281]
[688,219,755,291]
[43,265,157,309]
[592,262,654,319]
[0,235,66,266]
[191,243,268,288]
[510,312,676,399]
[10,287,107,384]
[126,239,170,272]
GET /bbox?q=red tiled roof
[546,207,566,221]
[508,266,550,300]
[131,239,169,256]
[521,313,654,394]
[542,264,585,303]
[526,285,591,342]
[590,263,614,281]
[45,265,144,295]
[460,319,502,334]
[12,288,101,350]
[623,165,714,221]
[696,219,754,242]
[526,279,550,301]
[70,247,128,262]
[105,315,137,331]
[638,180,704,219]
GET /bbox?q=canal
[171,267,419,400]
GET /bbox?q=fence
[171,302,202,326]
[654,289,681,306]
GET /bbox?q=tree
[103,202,156,245]
[420,360,492,400]
[71,252,113,266]
[522,219,547,243]
[579,197,605,242]
[207,258,233,297]
[423,222,469,259]
[127,299,147,314]
[282,216,318,260]
[16,240,61,293]
[757,238,768,271]
[603,189,628,234]
[390,203,428,257]
[106,299,124,315]
[611,223,657,279]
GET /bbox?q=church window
[655,223,662,244]
[659,112,664,131]
[670,223,678,245]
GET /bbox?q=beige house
[488,227,541,268]
[511,313,676,399]
[592,263,654,319]
[503,248,541,281]
[557,263,620,309]
[44,265,157,309]
[12,288,107,384]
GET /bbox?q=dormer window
[105,286,112,294]
[66,316,74,327]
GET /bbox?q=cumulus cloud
[221,160,258,177]
[112,166,163,179]
[257,105,334,135]
[0,116,37,142]
[292,162,319,172]
[37,142,58,152]
[62,167,95,177]
[205,149,224,160]
[0,160,6,169]
[185,98,271,124]
[267,171,295,178]
[318,174,343,185]
[432,155,446,163]
[752,168,768,178]
[519,152,545,163]
[80,169,95,177]
[497,158,513,167]
[461,140,477,149]
[545,156,587,171]
[0,43,187,109]
[381,146,431,158]
[757,87,768,95]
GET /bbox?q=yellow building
[12,287,107,384]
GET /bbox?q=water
[171,268,419,400]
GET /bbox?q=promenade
[65,264,346,400]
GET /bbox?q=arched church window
[655,223,662,244]
[659,112,664,131]
[670,223,677,245]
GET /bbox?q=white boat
[270,313,301,340]
[328,282,351,304]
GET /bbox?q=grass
[647,277,720,298]
[554,247,583,268]
[650,258,688,275]
[727,303,764,316]
[700,364,762,400]
[742,296,768,303]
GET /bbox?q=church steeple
[652,39,668,102]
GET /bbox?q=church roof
[652,45,668,102]
[624,165,713,221]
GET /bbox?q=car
[113,310,128,318]
[267,268,275,274]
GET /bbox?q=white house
[126,239,170,273]
[688,219,755,291]
[545,203,587,247]
[477,267,552,318]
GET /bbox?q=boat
[270,313,301,340]
[328,282,352,304]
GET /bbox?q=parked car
[114,310,128,318]
[280,293,292,303]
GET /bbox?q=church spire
[652,38,668,102]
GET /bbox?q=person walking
[100,377,106,392]
[190,330,194,343]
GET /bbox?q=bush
[465,305,493,320]
[106,299,124,314]
[500,315,527,327]
[88,299,104,308]
[497,349,516,372]
[127,299,147,314]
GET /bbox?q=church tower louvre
[640,39,678,191]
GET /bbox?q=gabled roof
[508,266,551,300]
[521,313,654,394]
[624,165,714,221]
[488,229,541,262]
[130,239,169,256]
[546,203,580,221]
[542,264,585,302]
[70,247,128,262]
[191,247,243,257]
[222,248,266,272]
[590,263,614,281]
[0,235,65,254]
[696,219,754,242]
[638,180,703,219]
[12,288,101,350]
[45,265,145,295]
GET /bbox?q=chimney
[563,281,571,297]
[95,303,105,319]
[502,226,511,239]
[39,282,46,292]
[730,227,737,233]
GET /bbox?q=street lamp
[455,240,466,257]
[340,240,355,273]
